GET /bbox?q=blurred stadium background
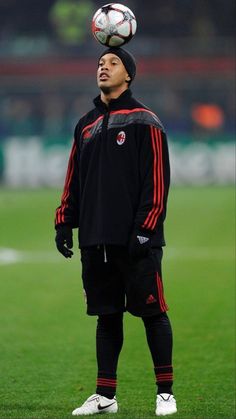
[0,0,235,186]
[0,2,235,419]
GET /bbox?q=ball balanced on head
[92,3,137,47]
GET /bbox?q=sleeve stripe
[142,126,164,230]
[149,127,164,229]
[142,125,158,229]
[56,140,77,224]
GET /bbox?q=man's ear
[126,75,131,83]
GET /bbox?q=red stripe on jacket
[81,108,160,136]
[110,107,158,118]
[56,140,76,224]
[148,128,164,229]
[81,115,103,136]
[142,126,164,231]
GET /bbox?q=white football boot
[156,393,177,416]
[72,393,118,416]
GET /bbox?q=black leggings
[96,312,173,396]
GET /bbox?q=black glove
[55,225,74,258]
[129,228,153,259]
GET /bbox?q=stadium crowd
[0,0,235,141]
[0,0,234,45]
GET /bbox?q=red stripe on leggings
[156,273,168,312]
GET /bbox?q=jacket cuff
[133,226,154,238]
[55,223,73,230]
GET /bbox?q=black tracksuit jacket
[55,89,170,248]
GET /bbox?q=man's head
[97,47,136,95]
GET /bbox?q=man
[55,47,177,417]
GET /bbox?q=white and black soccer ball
[92,3,137,47]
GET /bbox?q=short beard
[100,86,111,95]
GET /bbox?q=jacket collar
[93,89,132,113]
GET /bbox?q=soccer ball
[92,3,137,47]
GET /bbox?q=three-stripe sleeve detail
[142,126,164,231]
[56,140,77,224]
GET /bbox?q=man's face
[97,53,130,92]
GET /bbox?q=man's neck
[100,86,128,106]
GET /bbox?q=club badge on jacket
[116,131,126,145]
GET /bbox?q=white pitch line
[0,248,60,265]
[0,246,234,266]
[0,248,22,265]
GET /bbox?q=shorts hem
[127,307,168,317]
[87,308,126,316]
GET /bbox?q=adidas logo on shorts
[137,235,149,244]
[146,294,157,304]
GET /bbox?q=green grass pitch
[0,186,235,419]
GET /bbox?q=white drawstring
[104,244,107,263]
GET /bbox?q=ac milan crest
[116,131,126,145]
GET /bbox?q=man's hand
[55,225,74,258]
[129,228,152,259]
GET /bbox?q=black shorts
[80,245,169,317]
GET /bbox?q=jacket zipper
[98,109,109,263]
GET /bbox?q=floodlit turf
[0,186,235,419]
